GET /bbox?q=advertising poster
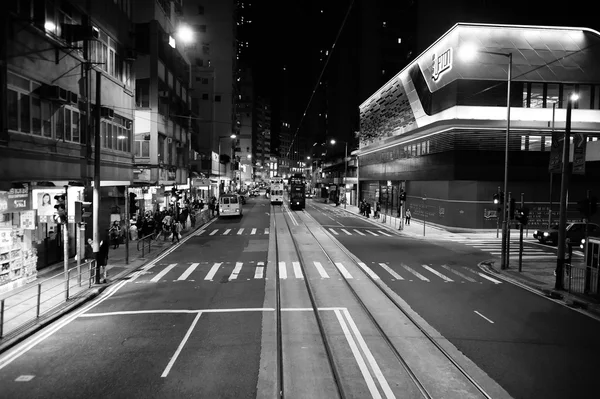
[36,192,56,216]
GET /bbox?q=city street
[0,196,599,399]
[304,199,600,399]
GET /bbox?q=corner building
[357,23,600,230]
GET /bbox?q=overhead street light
[218,134,237,196]
[330,138,348,209]
[176,25,195,44]
[460,43,512,270]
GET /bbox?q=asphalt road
[0,197,271,399]
[305,199,600,399]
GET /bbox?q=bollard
[37,283,42,318]
[66,270,70,300]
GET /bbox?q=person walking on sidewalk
[84,238,94,262]
[171,219,181,243]
[405,208,412,225]
[109,221,121,249]
[97,232,110,283]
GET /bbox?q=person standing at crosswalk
[405,208,412,225]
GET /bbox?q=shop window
[546,84,559,108]
[530,83,543,108]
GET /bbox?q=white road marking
[161,312,202,377]
[196,229,206,236]
[237,228,244,235]
[474,310,495,324]
[229,262,243,280]
[279,261,287,279]
[150,263,178,282]
[377,231,392,237]
[265,228,269,234]
[440,265,476,282]
[223,229,231,235]
[341,229,352,235]
[400,263,430,281]
[177,263,199,281]
[251,228,257,235]
[353,229,366,236]
[15,375,35,382]
[204,262,222,280]
[342,309,396,398]
[422,265,454,282]
[313,261,330,278]
[254,266,264,279]
[292,261,304,279]
[379,263,403,280]
[334,310,381,398]
[334,262,353,279]
[365,230,378,236]
[464,268,502,284]
[329,228,339,235]
[209,229,218,236]
[357,262,380,280]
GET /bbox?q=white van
[219,194,243,217]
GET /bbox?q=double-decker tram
[289,173,306,210]
[270,177,284,205]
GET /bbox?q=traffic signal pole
[125,186,129,265]
[93,71,102,284]
[519,192,524,272]
[63,185,69,299]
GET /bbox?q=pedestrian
[405,208,412,225]
[171,219,181,243]
[366,202,371,218]
[97,232,110,283]
[84,238,94,262]
[190,210,196,228]
[129,219,138,241]
[375,202,381,218]
[109,221,121,249]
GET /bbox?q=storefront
[357,23,600,230]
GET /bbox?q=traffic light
[53,194,67,224]
[493,193,499,204]
[500,191,505,205]
[74,201,92,224]
[129,192,139,218]
[515,207,529,225]
[509,198,516,220]
[399,190,406,202]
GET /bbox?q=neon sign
[432,48,452,81]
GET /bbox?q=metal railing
[0,260,97,339]
[137,233,154,257]
[566,264,599,297]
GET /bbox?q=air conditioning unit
[68,91,78,105]
[41,85,68,102]
[124,48,137,61]
[100,107,114,119]
[159,90,169,98]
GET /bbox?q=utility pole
[555,94,576,290]
[125,186,129,265]
[505,192,512,268]
[496,186,501,238]
[93,71,102,284]
[0,10,8,145]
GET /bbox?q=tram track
[273,202,496,399]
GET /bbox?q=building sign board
[432,48,452,81]
[572,133,587,175]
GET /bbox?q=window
[64,108,71,141]
[135,79,150,107]
[578,85,592,109]
[7,90,18,130]
[20,94,30,133]
[522,83,529,107]
[56,107,64,140]
[594,86,600,110]
[202,93,209,100]
[562,84,576,108]
[546,84,559,107]
[31,97,41,135]
[530,83,543,108]
[529,136,542,151]
[42,101,52,137]
[194,24,207,33]
[198,5,204,14]
[215,95,221,102]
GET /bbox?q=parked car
[533,222,600,246]
[306,192,314,198]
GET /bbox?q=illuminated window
[546,84,559,107]
[530,83,543,108]
[529,136,542,151]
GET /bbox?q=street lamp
[460,43,513,269]
[176,25,194,44]
[218,134,236,197]
[330,139,348,209]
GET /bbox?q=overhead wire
[285,0,356,159]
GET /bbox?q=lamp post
[460,44,512,269]
[330,139,348,209]
[217,134,236,197]
[555,93,579,290]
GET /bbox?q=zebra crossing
[134,260,501,285]
[195,227,270,237]
[327,228,393,237]
[448,238,559,260]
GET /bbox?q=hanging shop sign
[0,185,31,213]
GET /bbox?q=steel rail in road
[297,206,495,399]
[273,204,346,399]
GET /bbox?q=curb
[0,213,215,355]
[477,260,600,320]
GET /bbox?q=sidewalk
[326,199,600,317]
[0,209,214,353]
